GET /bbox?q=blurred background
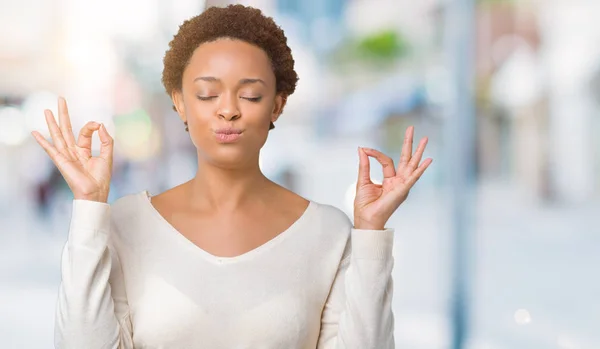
[1,0,599,348]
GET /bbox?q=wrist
[353,218,385,230]
[75,193,108,203]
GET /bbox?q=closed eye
[197,96,216,101]
[242,97,262,102]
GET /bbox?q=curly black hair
[162,4,299,130]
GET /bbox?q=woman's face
[172,38,285,169]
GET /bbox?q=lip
[213,128,243,143]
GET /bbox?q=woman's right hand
[31,97,114,203]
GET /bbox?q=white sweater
[54,190,395,349]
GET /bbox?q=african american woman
[31,4,432,349]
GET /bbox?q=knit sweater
[54,190,395,348]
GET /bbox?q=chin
[207,148,255,169]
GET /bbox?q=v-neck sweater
[54,190,396,348]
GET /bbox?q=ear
[171,90,186,123]
[271,94,288,124]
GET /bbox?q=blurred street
[1,0,599,348]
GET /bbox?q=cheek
[187,102,214,122]
[242,103,272,123]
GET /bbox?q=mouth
[213,128,243,143]
[214,128,243,135]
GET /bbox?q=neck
[186,153,273,212]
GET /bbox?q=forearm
[55,200,132,349]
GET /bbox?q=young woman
[32,4,432,348]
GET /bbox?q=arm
[318,125,432,347]
[29,97,126,347]
[317,227,395,349]
[54,199,134,349]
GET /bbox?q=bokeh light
[0,106,28,146]
[114,108,159,161]
[514,309,532,325]
[21,91,59,137]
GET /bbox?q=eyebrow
[193,76,266,86]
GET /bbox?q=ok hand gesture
[31,97,114,203]
[353,126,432,230]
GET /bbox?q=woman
[32,4,432,349]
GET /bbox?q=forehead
[184,38,274,84]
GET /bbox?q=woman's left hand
[353,126,433,230]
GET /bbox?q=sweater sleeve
[54,199,134,349]
[316,228,395,349]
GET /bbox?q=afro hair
[162,4,298,104]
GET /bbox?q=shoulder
[105,190,165,254]
[312,201,352,224]
[303,201,354,273]
[308,200,354,237]
[110,190,147,214]
[108,190,152,231]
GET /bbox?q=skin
[169,38,292,212]
[31,37,432,257]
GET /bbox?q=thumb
[357,147,372,187]
[98,123,114,162]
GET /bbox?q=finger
[407,137,428,172]
[398,126,414,170]
[77,121,101,158]
[361,147,396,178]
[357,147,372,186]
[407,158,433,186]
[31,130,62,162]
[45,110,68,151]
[97,123,114,162]
[58,97,77,148]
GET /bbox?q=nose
[217,93,240,121]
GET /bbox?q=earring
[269,121,275,130]
[184,121,188,132]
